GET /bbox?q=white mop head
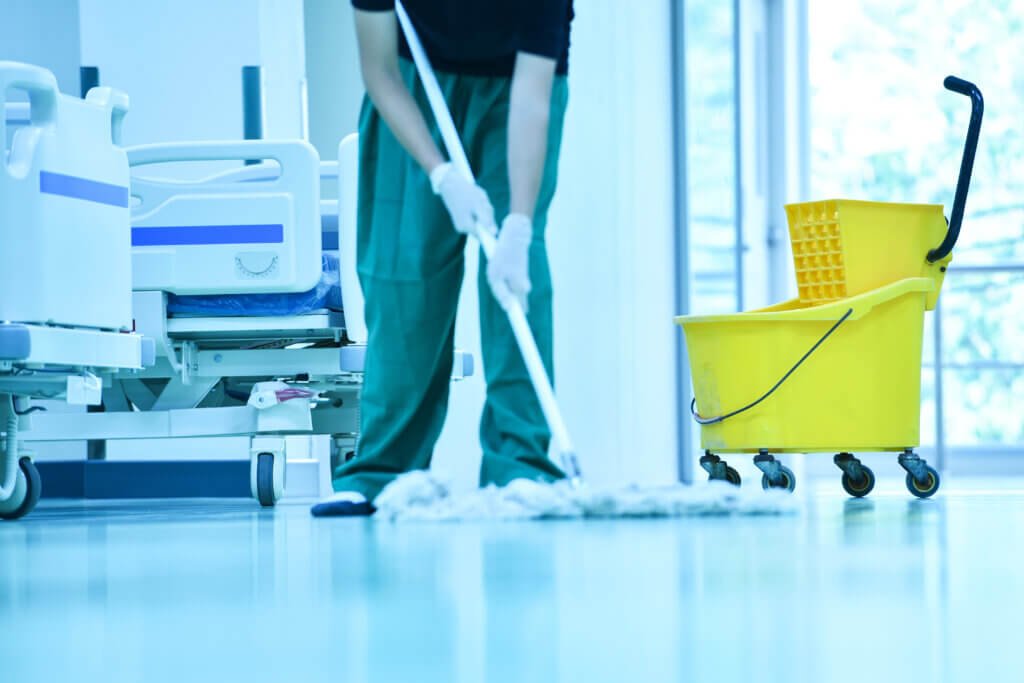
[373,470,799,522]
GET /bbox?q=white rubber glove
[430,162,496,236]
[487,213,533,313]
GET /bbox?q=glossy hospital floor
[2,479,1023,683]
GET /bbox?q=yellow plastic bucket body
[675,279,935,454]
[786,199,949,306]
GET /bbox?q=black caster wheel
[701,452,741,487]
[0,457,42,521]
[842,466,875,498]
[724,466,741,487]
[906,466,940,499]
[256,452,277,507]
[761,465,796,493]
[699,451,720,469]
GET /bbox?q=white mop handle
[500,289,577,454]
[394,2,579,471]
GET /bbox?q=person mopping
[313,0,575,516]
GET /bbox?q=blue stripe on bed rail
[39,171,130,208]
[131,224,285,246]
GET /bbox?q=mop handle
[394,2,581,480]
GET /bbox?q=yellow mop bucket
[675,76,984,499]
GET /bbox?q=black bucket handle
[928,76,984,263]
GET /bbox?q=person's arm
[354,9,444,173]
[506,52,557,219]
[486,52,558,312]
[354,8,494,235]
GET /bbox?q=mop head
[373,470,799,522]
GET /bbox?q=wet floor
[2,478,1022,682]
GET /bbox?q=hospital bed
[20,135,474,507]
[1,62,151,519]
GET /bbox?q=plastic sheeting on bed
[168,252,343,317]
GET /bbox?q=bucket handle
[927,76,984,263]
[691,308,853,425]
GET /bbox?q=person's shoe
[310,491,375,517]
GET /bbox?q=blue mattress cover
[168,252,343,317]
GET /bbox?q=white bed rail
[128,140,321,296]
[337,134,367,343]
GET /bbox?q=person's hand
[487,213,533,312]
[430,162,495,236]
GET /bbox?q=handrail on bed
[127,140,322,296]
[337,134,366,344]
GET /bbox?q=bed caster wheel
[834,453,874,498]
[255,453,279,507]
[906,466,940,499]
[700,452,741,487]
[250,440,286,507]
[754,451,795,493]
[898,450,940,499]
[0,457,42,521]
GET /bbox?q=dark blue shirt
[352,0,573,76]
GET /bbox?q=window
[685,0,739,315]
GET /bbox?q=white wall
[259,0,309,140]
[79,0,257,147]
[303,0,364,172]
[79,0,304,179]
[304,2,680,487]
[0,0,81,96]
[546,2,678,485]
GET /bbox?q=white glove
[430,162,495,236]
[487,213,533,312]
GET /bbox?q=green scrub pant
[331,61,569,501]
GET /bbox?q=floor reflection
[1,481,1023,682]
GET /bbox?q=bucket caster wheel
[700,452,741,487]
[724,467,741,487]
[898,450,940,499]
[0,457,42,521]
[842,468,876,498]
[906,466,940,499]
[761,466,795,493]
[834,453,875,498]
[754,451,795,493]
